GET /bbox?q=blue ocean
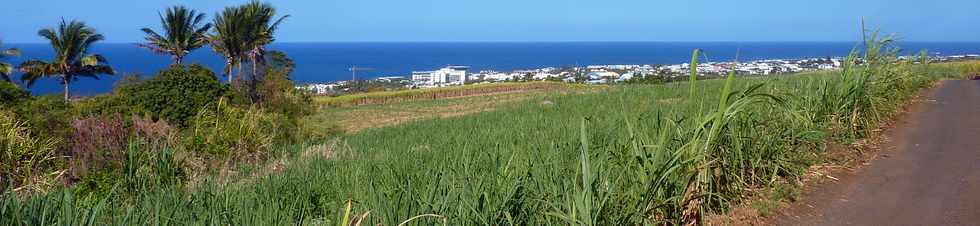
[7,42,980,95]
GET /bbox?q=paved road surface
[774,80,980,226]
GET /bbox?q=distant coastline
[298,53,980,95]
[7,42,980,96]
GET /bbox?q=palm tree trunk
[251,57,259,103]
[63,76,70,102]
[227,60,235,83]
[225,57,236,83]
[237,62,243,83]
[175,55,183,66]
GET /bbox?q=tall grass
[0,111,60,192]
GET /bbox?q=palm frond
[80,54,108,66]
[0,41,20,81]
[76,65,115,78]
[17,60,58,87]
[0,63,13,81]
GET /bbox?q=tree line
[0,1,288,103]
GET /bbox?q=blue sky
[1,0,978,43]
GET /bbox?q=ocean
[7,42,980,95]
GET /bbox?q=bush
[66,114,185,196]
[0,81,29,107]
[131,114,175,145]
[0,110,60,190]
[183,99,284,165]
[121,64,225,127]
[8,95,74,146]
[67,114,130,181]
[73,91,137,118]
[257,67,313,120]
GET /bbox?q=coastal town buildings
[296,54,979,95]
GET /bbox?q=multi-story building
[412,66,469,87]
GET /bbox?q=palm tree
[209,6,246,82]
[0,40,21,82]
[139,6,212,65]
[209,1,287,83]
[239,1,288,79]
[19,20,114,102]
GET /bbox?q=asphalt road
[774,80,980,226]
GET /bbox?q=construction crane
[349,65,375,81]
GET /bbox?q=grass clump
[0,111,60,192]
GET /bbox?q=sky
[1,0,978,43]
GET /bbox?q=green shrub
[8,95,74,146]
[73,92,137,118]
[121,64,225,127]
[0,81,29,107]
[257,66,313,120]
[71,170,118,196]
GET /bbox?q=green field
[9,2,980,224]
[5,33,980,224]
[5,58,974,225]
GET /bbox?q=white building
[616,72,636,82]
[532,73,558,80]
[412,66,469,87]
[376,76,407,82]
[586,71,620,79]
[299,83,338,95]
[482,71,513,81]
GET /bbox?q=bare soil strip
[772,80,980,226]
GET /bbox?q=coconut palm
[0,40,21,82]
[19,20,114,102]
[209,1,287,83]
[209,6,247,82]
[139,6,212,65]
[240,1,288,78]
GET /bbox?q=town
[298,54,980,95]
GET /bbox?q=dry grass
[305,90,551,133]
[313,81,590,107]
